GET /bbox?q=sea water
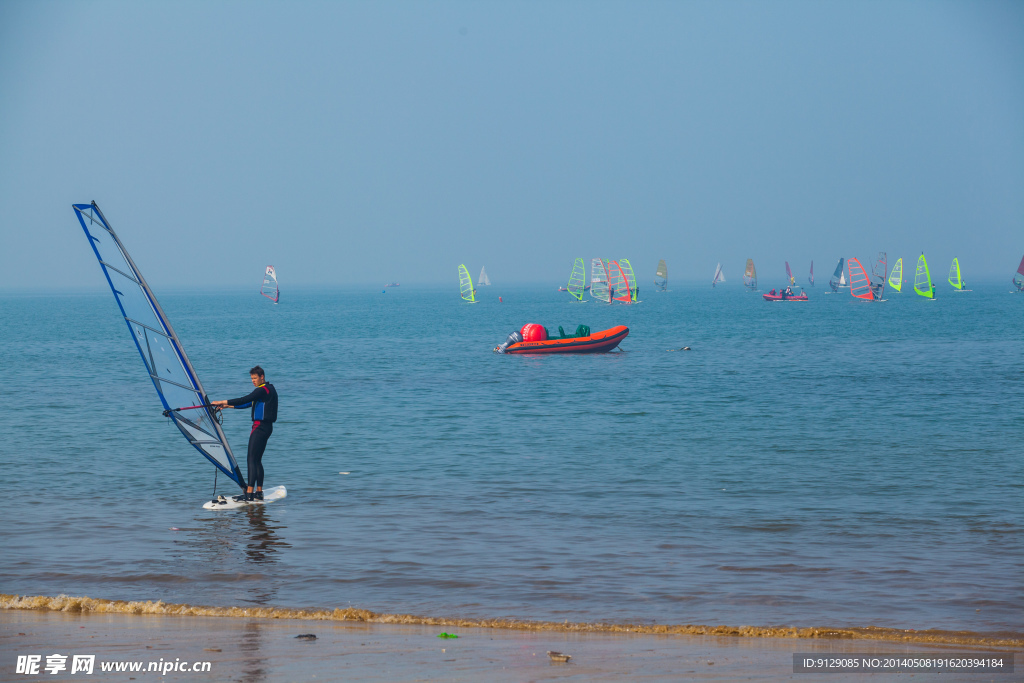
[2,283,1021,635]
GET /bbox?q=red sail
[848,258,873,300]
[1017,255,1024,277]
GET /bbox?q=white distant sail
[712,263,725,287]
[261,265,279,303]
[478,266,491,286]
[591,258,611,303]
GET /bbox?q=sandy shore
[3,608,1019,682]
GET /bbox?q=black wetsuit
[227,383,278,489]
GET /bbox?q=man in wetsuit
[212,366,278,501]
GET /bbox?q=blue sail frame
[73,202,245,488]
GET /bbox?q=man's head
[250,365,265,386]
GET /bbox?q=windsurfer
[212,366,278,501]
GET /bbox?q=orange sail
[848,258,873,300]
[608,260,632,304]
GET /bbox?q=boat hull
[762,293,809,302]
[503,325,629,354]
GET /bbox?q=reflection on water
[240,621,267,682]
[243,505,291,566]
[164,505,291,606]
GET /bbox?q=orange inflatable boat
[494,324,629,354]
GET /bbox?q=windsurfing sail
[808,261,814,287]
[567,258,586,301]
[888,257,903,292]
[654,259,668,291]
[914,253,935,298]
[1015,255,1024,291]
[478,266,491,286]
[608,260,631,303]
[72,202,246,488]
[260,265,279,303]
[870,252,887,301]
[829,258,845,292]
[712,263,725,287]
[848,258,874,300]
[948,258,965,290]
[590,258,611,303]
[743,259,757,290]
[619,258,638,301]
[785,261,795,286]
[458,264,476,302]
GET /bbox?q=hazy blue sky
[2,0,1021,288]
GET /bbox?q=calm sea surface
[2,282,1021,635]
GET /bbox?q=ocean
[2,281,1021,636]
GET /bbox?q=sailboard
[261,265,279,303]
[828,258,846,292]
[620,258,639,302]
[914,253,935,299]
[478,266,491,287]
[785,261,795,286]
[590,258,611,303]
[808,261,814,287]
[1014,255,1024,292]
[743,259,757,290]
[567,258,587,301]
[458,264,477,303]
[72,202,247,492]
[712,262,725,287]
[888,258,903,292]
[948,258,970,291]
[870,252,887,301]
[608,260,632,303]
[847,258,874,300]
[654,259,668,291]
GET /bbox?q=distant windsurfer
[212,366,278,501]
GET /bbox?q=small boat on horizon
[384,282,401,287]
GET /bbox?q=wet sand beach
[3,598,1019,682]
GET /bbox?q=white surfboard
[203,485,287,510]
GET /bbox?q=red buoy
[520,323,548,342]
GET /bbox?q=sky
[1,0,1022,288]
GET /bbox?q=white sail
[261,265,279,303]
[590,258,611,303]
[712,263,725,287]
[478,266,491,286]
